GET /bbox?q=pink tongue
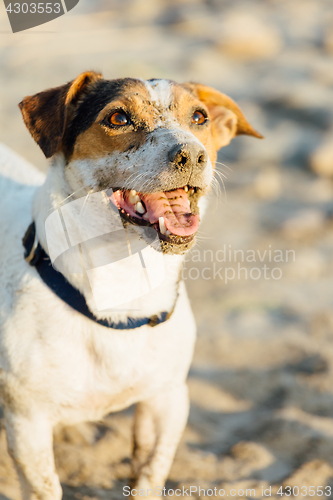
[111,189,199,237]
[141,189,199,237]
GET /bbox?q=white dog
[0,72,261,500]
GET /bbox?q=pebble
[231,441,274,468]
[325,24,333,54]
[215,13,283,60]
[286,248,326,280]
[282,460,333,489]
[309,178,333,201]
[310,134,333,177]
[282,209,326,240]
[254,167,282,200]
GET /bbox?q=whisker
[127,170,146,181]
[124,171,148,190]
[214,169,227,184]
[215,169,227,179]
[131,175,149,192]
[195,235,214,241]
[213,170,227,203]
[79,190,92,216]
[215,161,232,171]
[139,176,155,193]
[210,176,221,202]
[55,185,91,208]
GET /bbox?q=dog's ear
[19,71,103,158]
[184,82,263,150]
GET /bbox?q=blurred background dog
[0,0,333,498]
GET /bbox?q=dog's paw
[131,474,156,499]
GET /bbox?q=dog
[0,71,262,500]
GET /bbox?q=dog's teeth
[184,186,188,192]
[165,230,171,236]
[129,190,140,204]
[189,188,194,194]
[135,201,145,214]
[159,217,167,235]
[143,213,150,221]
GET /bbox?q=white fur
[0,144,197,500]
[0,70,256,497]
[32,154,184,322]
[144,79,173,110]
[0,77,217,500]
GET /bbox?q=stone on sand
[254,167,282,200]
[215,13,283,60]
[310,134,333,177]
[282,209,326,240]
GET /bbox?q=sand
[1,0,333,498]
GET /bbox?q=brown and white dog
[0,71,261,500]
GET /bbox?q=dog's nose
[168,143,208,171]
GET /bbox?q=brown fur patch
[72,123,148,161]
[183,82,263,149]
[170,84,219,164]
[19,71,102,158]
[70,90,161,162]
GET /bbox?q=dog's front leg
[4,408,62,500]
[131,384,189,497]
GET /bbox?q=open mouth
[108,186,200,244]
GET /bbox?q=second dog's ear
[19,71,103,158]
[184,82,263,150]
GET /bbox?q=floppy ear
[19,71,103,158]
[184,82,263,150]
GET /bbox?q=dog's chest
[27,288,195,424]
[79,329,171,412]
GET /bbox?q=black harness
[23,222,175,330]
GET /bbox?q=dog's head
[19,71,262,254]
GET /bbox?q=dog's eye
[191,110,206,125]
[109,111,130,126]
